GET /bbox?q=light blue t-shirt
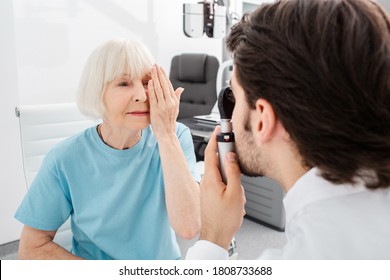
[15,123,200,260]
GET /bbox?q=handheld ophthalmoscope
[217,87,235,184]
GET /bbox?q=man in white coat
[186,0,390,259]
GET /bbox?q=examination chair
[170,53,219,161]
[169,53,219,120]
[15,103,98,251]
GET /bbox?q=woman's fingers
[151,65,165,104]
[175,87,184,101]
[151,65,171,101]
[159,67,176,99]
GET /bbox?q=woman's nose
[133,83,148,103]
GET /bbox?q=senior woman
[15,38,201,259]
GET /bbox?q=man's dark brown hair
[227,0,390,189]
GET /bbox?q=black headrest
[178,53,207,83]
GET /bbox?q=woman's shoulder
[47,127,94,158]
[176,121,190,134]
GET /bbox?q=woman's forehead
[114,70,151,80]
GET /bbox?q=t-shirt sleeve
[176,122,201,182]
[14,150,72,231]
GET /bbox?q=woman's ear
[254,98,276,144]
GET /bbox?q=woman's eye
[118,82,130,87]
[143,75,151,86]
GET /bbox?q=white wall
[0,0,26,245]
[377,0,390,12]
[14,0,223,105]
[0,0,223,245]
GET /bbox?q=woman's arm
[148,65,201,240]
[157,135,201,240]
[18,225,83,260]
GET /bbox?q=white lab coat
[186,168,390,259]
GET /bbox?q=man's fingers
[225,152,242,188]
[224,152,246,216]
[203,126,222,179]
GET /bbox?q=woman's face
[103,72,151,130]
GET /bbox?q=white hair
[77,38,155,119]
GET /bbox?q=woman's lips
[127,111,149,116]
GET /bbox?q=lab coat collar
[283,167,366,226]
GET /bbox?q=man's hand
[199,126,246,250]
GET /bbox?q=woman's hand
[148,65,200,239]
[148,64,184,141]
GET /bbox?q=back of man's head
[227,0,390,189]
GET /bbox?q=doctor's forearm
[158,135,201,240]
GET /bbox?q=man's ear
[253,98,276,144]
